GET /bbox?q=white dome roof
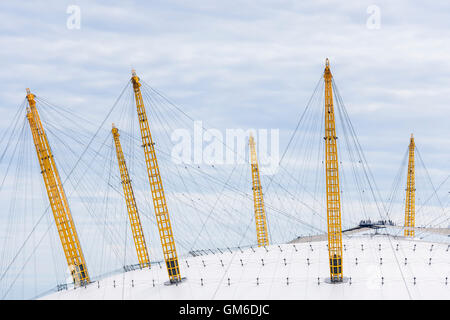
[41,233,450,300]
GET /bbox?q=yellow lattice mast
[323,59,344,282]
[404,134,416,237]
[112,124,150,267]
[249,134,269,247]
[25,89,89,286]
[131,70,181,283]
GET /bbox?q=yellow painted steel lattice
[323,60,344,282]
[249,135,269,247]
[25,89,89,286]
[131,71,181,283]
[112,125,150,268]
[404,134,416,237]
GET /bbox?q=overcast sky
[0,0,449,298]
[1,0,449,182]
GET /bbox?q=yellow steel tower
[131,70,181,283]
[112,124,150,268]
[323,59,344,282]
[249,134,269,247]
[25,89,89,286]
[404,134,416,237]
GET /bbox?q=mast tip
[131,69,137,76]
[325,58,330,67]
[26,88,31,94]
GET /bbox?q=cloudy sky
[1,0,449,178]
[0,0,449,298]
